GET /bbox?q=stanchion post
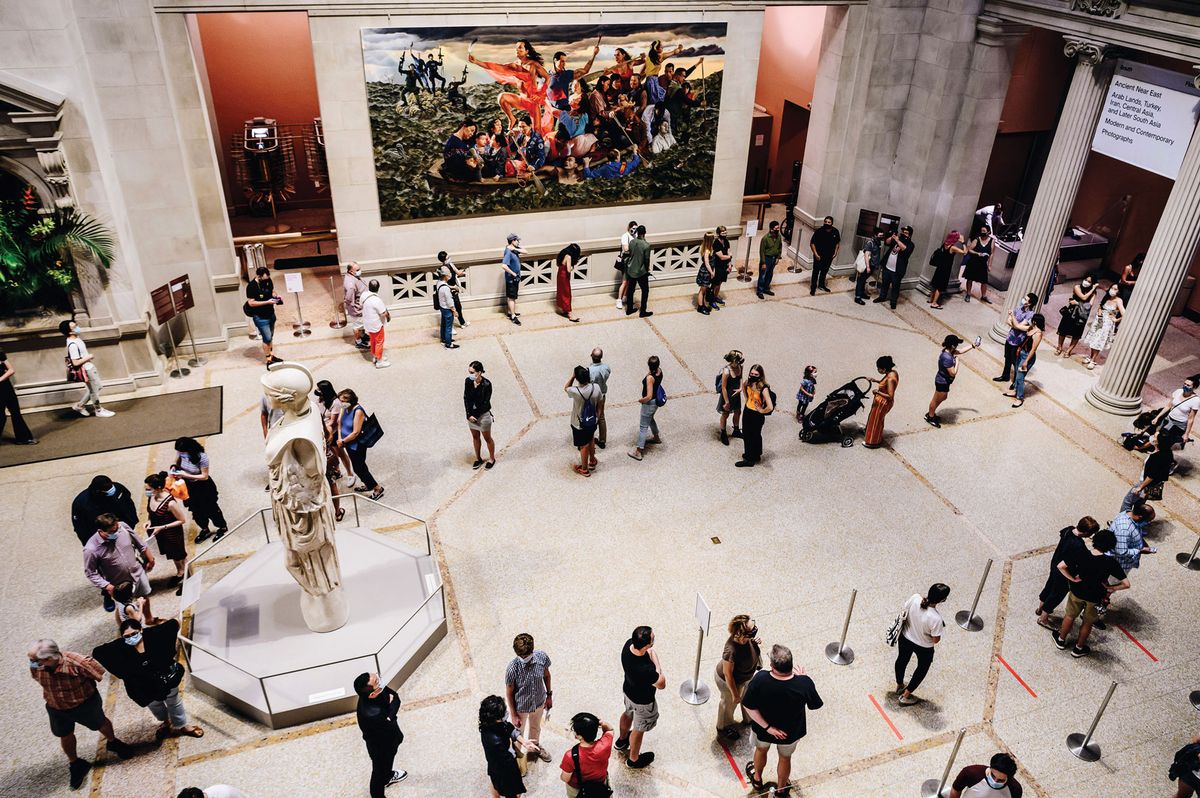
[955,558,993,631]
[1066,680,1117,761]
[679,592,711,705]
[329,275,347,329]
[292,293,312,337]
[1176,537,1200,571]
[180,309,206,367]
[825,588,857,665]
[164,322,189,378]
[920,728,965,798]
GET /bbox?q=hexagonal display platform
[185,527,445,728]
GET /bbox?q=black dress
[961,237,992,283]
[929,247,955,293]
[481,721,525,797]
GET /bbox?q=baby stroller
[800,377,872,447]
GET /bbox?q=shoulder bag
[854,250,869,274]
[357,407,385,449]
[885,598,910,647]
[571,744,614,798]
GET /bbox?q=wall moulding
[150,0,862,13]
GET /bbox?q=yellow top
[746,383,767,413]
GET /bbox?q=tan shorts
[622,695,659,732]
[754,736,798,757]
[1065,591,1101,624]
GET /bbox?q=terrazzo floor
[3,268,1198,798]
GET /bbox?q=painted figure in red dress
[467,39,555,137]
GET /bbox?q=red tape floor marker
[869,694,904,741]
[1115,624,1159,662]
[996,654,1038,698]
[718,739,748,788]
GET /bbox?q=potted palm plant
[0,185,115,316]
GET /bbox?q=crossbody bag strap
[571,744,583,782]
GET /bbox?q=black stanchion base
[1067,732,1101,761]
[1176,552,1200,570]
[168,367,191,378]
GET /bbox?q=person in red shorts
[559,712,613,797]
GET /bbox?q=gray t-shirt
[588,363,611,396]
[567,384,601,429]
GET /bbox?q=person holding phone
[245,266,283,367]
[925,335,979,428]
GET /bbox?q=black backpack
[571,745,613,798]
[1169,741,1200,786]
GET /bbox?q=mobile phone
[973,336,982,348]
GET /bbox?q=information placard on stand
[170,273,206,367]
[284,273,312,336]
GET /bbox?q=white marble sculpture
[262,362,348,632]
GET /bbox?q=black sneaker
[472,459,484,470]
[873,297,887,303]
[102,593,115,612]
[626,752,654,769]
[1053,632,1069,650]
[614,736,630,752]
[697,306,710,315]
[211,528,227,542]
[764,290,775,296]
[596,441,606,449]
[732,428,743,439]
[757,292,764,300]
[820,285,831,293]
[1092,621,1107,630]
[720,429,729,446]
[354,340,370,349]
[854,298,866,305]
[992,376,1008,382]
[735,460,755,468]
[709,302,721,311]
[1071,645,1091,658]
[445,343,460,349]
[388,769,408,784]
[195,529,212,544]
[924,414,941,428]
[69,758,91,789]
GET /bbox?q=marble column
[1086,119,1200,414]
[989,39,1113,342]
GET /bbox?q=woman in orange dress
[863,355,898,449]
[468,40,554,137]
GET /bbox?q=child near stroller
[800,377,873,447]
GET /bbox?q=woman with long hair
[894,583,950,706]
[960,225,994,304]
[640,39,684,78]
[736,364,774,468]
[171,436,228,543]
[143,472,188,592]
[1081,284,1124,370]
[863,356,898,449]
[465,360,496,469]
[314,379,350,522]
[478,694,530,798]
[713,614,762,740]
[926,231,966,309]
[555,243,582,322]
[1054,275,1097,358]
[717,350,744,445]
[696,231,715,314]
[1005,313,1045,408]
[337,388,384,500]
[468,40,553,136]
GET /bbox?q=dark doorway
[772,101,810,196]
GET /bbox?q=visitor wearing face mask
[60,318,115,417]
[143,472,189,594]
[84,513,155,614]
[72,474,138,547]
[948,752,1023,797]
[1154,373,1199,450]
[354,672,407,798]
[737,365,775,468]
[713,614,762,741]
[27,638,133,789]
[92,617,202,739]
[505,633,554,764]
[1054,275,1097,358]
[465,360,497,469]
[809,216,840,294]
[1080,284,1124,370]
[855,229,884,305]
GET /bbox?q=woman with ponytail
[144,471,188,593]
[895,583,949,706]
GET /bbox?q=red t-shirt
[559,731,613,787]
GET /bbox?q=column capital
[1070,0,1128,19]
[1063,38,1111,67]
[1193,65,1200,90]
[976,15,1027,47]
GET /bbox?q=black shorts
[572,424,595,448]
[935,379,952,394]
[47,692,105,737]
[504,276,520,300]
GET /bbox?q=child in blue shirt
[796,365,817,421]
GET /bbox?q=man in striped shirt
[504,633,553,763]
[28,639,132,788]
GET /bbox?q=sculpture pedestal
[185,527,445,728]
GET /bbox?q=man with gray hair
[343,261,370,350]
[361,279,391,369]
[28,639,132,788]
[740,644,823,797]
[588,348,612,449]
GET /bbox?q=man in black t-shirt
[1054,529,1130,658]
[1036,516,1098,630]
[740,644,823,797]
[808,216,841,295]
[615,625,665,769]
[244,266,281,367]
[354,672,406,798]
[1120,431,1175,513]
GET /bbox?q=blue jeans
[440,308,454,346]
[637,403,659,448]
[1013,350,1035,400]
[148,687,188,728]
[252,315,275,344]
[854,269,870,300]
[757,256,777,294]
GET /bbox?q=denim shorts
[253,315,275,344]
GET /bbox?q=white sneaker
[615,300,623,309]
[94,408,115,418]
[375,359,392,369]
[461,320,471,327]
[387,770,408,785]
[74,404,91,417]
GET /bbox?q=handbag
[1144,481,1164,501]
[654,383,667,407]
[165,475,189,501]
[158,660,185,691]
[65,341,87,383]
[571,744,614,798]
[854,250,869,274]
[885,600,910,647]
[358,409,384,449]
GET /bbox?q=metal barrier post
[353,493,361,527]
[679,593,711,705]
[1176,537,1200,570]
[956,558,993,631]
[920,728,965,798]
[1066,680,1117,761]
[825,588,857,665]
[261,510,270,544]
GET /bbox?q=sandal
[573,465,591,477]
[370,487,386,500]
[1011,400,1024,408]
[174,725,204,738]
[930,303,943,310]
[335,507,346,522]
[745,761,764,791]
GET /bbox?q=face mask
[123,633,143,647]
[520,654,534,664]
[1185,385,1195,394]
[984,772,1006,790]
[468,372,477,379]
[101,533,117,544]
[144,490,154,497]
[29,659,41,670]
[104,486,117,497]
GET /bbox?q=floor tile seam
[428,417,538,521]
[984,560,1015,725]
[174,688,474,770]
[982,724,1051,798]
[1010,544,1058,562]
[642,315,706,391]
[782,298,921,335]
[887,408,1021,438]
[496,334,543,419]
[424,517,481,696]
[791,722,989,790]
[539,389,709,419]
[87,672,124,798]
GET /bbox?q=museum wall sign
[359,22,727,224]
